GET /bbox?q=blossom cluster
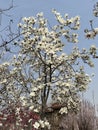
[85,28,98,39]
[52,9,80,30]
[0,104,40,130]
[33,119,50,129]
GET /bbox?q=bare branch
[0,0,14,25]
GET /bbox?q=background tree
[60,99,98,130]
[77,100,97,130]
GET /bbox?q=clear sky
[0,0,98,106]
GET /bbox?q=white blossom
[33,122,40,129]
[85,31,96,39]
[39,120,45,128]
[44,120,51,129]
[33,109,39,113]
[29,105,34,110]
[59,107,68,114]
[0,123,3,126]
[30,92,35,97]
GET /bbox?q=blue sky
[0,0,98,106]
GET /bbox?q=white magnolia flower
[2,62,10,66]
[44,120,50,129]
[33,122,40,129]
[85,31,96,39]
[22,17,28,22]
[65,82,71,87]
[37,12,43,17]
[88,61,94,67]
[15,108,20,115]
[33,87,38,92]
[64,13,68,18]
[39,120,45,128]
[22,100,27,106]
[38,85,44,89]
[59,107,68,114]
[34,109,39,113]
[1,79,7,84]
[57,96,61,102]
[94,28,98,34]
[28,119,32,123]
[75,16,80,21]
[29,105,34,110]
[0,123,2,126]
[30,92,35,97]
[20,96,25,100]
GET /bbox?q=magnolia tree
[0,9,98,129]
